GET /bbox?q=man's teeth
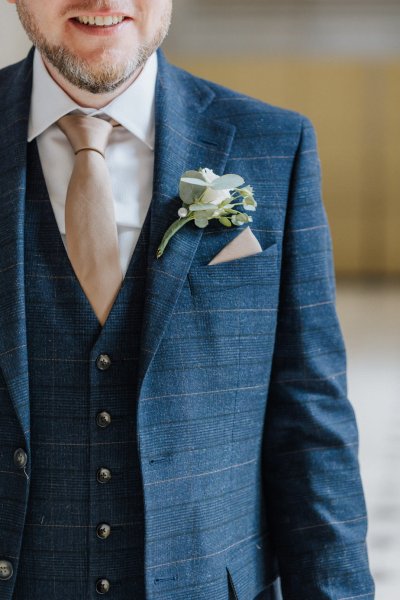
[76,15,125,26]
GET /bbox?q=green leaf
[231,212,249,226]
[179,170,208,204]
[181,169,207,183]
[189,203,218,211]
[211,174,245,190]
[194,217,209,228]
[180,177,210,186]
[156,215,194,258]
[237,185,254,198]
[223,208,241,215]
[182,169,204,179]
[219,217,232,227]
[179,185,197,205]
[194,209,217,220]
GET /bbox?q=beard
[15,1,172,94]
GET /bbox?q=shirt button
[96,411,112,428]
[0,560,13,581]
[96,354,112,371]
[96,523,111,539]
[96,578,110,594]
[13,448,28,469]
[97,468,112,484]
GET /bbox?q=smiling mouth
[74,15,127,27]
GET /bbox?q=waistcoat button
[13,448,28,469]
[96,411,112,428]
[97,468,112,484]
[0,560,13,581]
[96,354,112,371]
[96,578,110,594]
[96,523,111,539]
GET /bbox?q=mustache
[60,1,135,17]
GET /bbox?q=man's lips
[69,15,133,35]
[74,15,126,26]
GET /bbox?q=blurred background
[1,0,399,597]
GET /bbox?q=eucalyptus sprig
[156,168,257,258]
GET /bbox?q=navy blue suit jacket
[0,48,374,599]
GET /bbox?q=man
[0,0,374,598]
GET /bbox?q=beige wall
[0,3,30,68]
[166,54,400,277]
[0,4,398,277]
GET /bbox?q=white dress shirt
[28,49,158,277]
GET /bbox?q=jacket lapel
[0,50,33,451]
[0,49,236,441]
[137,51,236,393]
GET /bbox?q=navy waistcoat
[14,141,150,599]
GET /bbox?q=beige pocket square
[208,226,262,265]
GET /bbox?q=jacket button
[96,523,111,539]
[96,578,110,594]
[0,560,13,581]
[97,468,112,484]
[13,448,28,469]
[96,354,112,371]
[96,411,112,428]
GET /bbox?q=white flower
[156,166,257,258]
[200,168,232,206]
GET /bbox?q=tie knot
[57,114,114,157]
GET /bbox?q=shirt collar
[28,48,158,150]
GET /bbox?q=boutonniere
[156,168,257,258]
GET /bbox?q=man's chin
[69,65,134,94]
[42,46,139,94]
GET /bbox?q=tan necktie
[57,114,123,326]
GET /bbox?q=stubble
[15,1,172,94]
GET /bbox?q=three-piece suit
[0,48,374,599]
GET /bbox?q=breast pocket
[187,242,279,310]
[186,243,280,409]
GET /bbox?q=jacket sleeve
[263,116,375,599]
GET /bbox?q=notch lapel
[0,51,33,451]
[137,51,236,393]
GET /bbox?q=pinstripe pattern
[0,48,374,599]
[13,139,150,599]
